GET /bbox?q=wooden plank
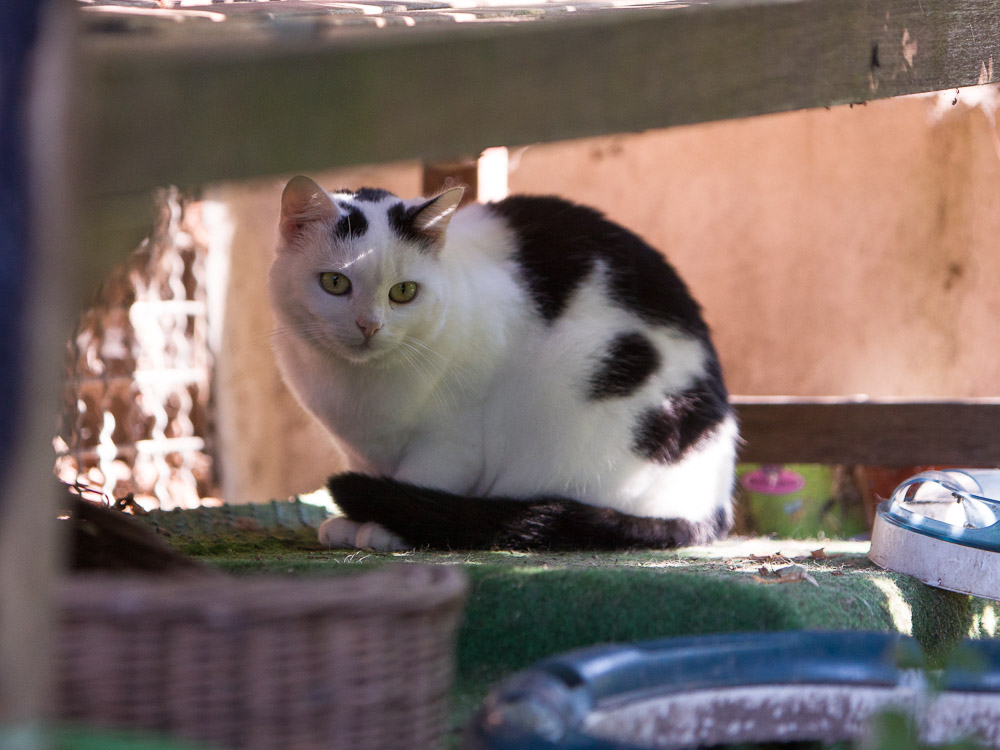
[734,398,1000,466]
[78,0,1000,199]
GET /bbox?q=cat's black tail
[327,472,732,550]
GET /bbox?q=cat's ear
[412,187,465,243]
[280,176,338,243]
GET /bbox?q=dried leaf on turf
[753,564,819,587]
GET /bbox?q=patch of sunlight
[970,604,997,638]
[633,559,692,569]
[504,566,552,575]
[984,605,997,635]
[297,487,337,513]
[423,554,484,565]
[870,577,913,635]
[971,613,983,637]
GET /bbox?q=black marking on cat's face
[387,201,435,251]
[489,196,709,336]
[588,331,660,400]
[334,205,368,239]
[354,187,396,203]
[631,377,730,464]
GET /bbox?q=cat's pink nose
[356,319,382,340]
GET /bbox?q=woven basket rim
[60,564,468,623]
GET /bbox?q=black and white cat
[268,176,738,551]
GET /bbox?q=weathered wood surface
[735,398,1000,466]
[79,0,1000,197]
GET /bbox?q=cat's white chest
[274,332,485,475]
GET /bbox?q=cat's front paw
[318,516,411,551]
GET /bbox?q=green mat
[141,500,999,731]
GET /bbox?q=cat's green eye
[388,281,418,304]
[319,272,351,296]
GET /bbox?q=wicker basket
[56,565,468,750]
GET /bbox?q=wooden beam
[734,398,1000,466]
[78,0,1000,199]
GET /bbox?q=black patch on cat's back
[334,204,368,239]
[488,196,708,336]
[588,331,660,400]
[631,374,730,464]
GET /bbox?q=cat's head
[269,175,464,365]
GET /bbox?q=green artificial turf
[140,502,1000,735]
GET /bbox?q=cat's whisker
[396,348,448,414]
[397,338,463,415]
[270,323,334,349]
[251,325,306,347]
[400,335,450,368]
[403,336,466,396]
[396,340,450,408]
[219,326,318,385]
[268,326,313,347]
[402,335,473,390]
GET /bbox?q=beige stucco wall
[210,90,1000,503]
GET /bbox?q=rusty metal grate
[56,188,217,510]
